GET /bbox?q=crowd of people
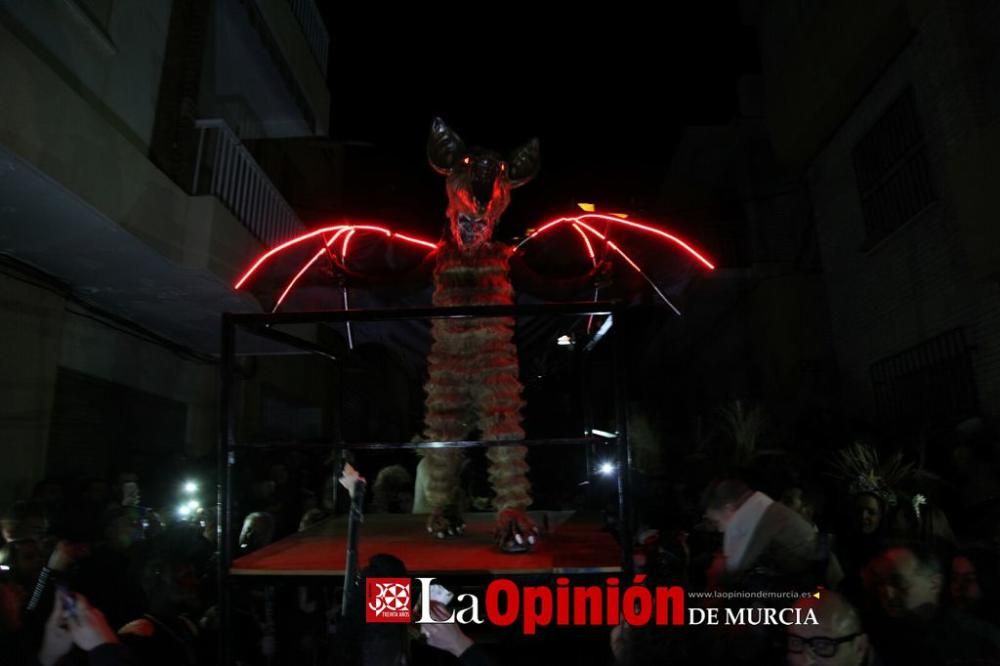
[1,423,999,665]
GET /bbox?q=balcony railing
[286,0,329,77]
[192,119,303,248]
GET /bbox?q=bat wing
[234,222,438,312]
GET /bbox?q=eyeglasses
[787,632,863,658]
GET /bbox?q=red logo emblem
[366,578,411,623]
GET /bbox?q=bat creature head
[427,118,540,250]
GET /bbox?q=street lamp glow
[598,461,616,476]
[183,481,198,494]
[177,505,192,518]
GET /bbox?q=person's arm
[421,602,498,665]
[339,463,365,500]
[67,594,130,665]
[28,540,80,612]
[37,601,72,666]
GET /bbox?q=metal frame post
[218,315,235,666]
[611,313,634,577]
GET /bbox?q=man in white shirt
[704,479,841,588]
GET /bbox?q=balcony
[231,0,330,136]
[286,0,329,78]
[192,118,304,247]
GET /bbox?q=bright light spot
[187,499,200,510]
[177,505,191,518]
[557,335,573,346]
[598,461,616,476]
[183,481,198,494]
[590,429,617,439]
[577,203,596,212]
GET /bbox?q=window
[852,88,935,246]
[870,328,979,440]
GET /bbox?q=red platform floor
[230,510,622,577]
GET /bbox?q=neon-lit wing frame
[234,214,714,315]
[515,213,715,316]
[235,224,438,312]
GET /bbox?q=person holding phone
[38,589,127,666]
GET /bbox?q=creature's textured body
[420,119,540,548]
[421,242,529,512]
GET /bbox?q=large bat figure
[236,119,715,552]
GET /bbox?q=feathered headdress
[830,442,913,506]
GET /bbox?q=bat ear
[508,138,540,188]
[427,117,466,175]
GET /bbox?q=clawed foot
[495,508,539,553]
[427,510,465,539]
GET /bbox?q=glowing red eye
[463,157,471,165]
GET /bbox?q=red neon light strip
[273,228,351,311]
[530,218,571,238]
[579,214,715,270]
[236,225,351,289]
[269,226,437,309]
[322,227,351,263]
[393,233,438,250]
[572,223,599,333]
[274,248,326,311]
[237,224,427,289]
[516,214,715,271]
[341,229,357,265]
[514,218,571,249]
[575,221,681,315]
[571,223,596,264]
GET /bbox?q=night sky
[319,4,758,235]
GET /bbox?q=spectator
[298,508,328,532]
[38,591,128,666]
[864,544,1000,665]
[372,465,415,514]
[949,544,1000,626]
[238,512,275,555]
[703,479,841,589]
[421,601,497,665]
[786,590,871,666]
[117,527,212,665]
